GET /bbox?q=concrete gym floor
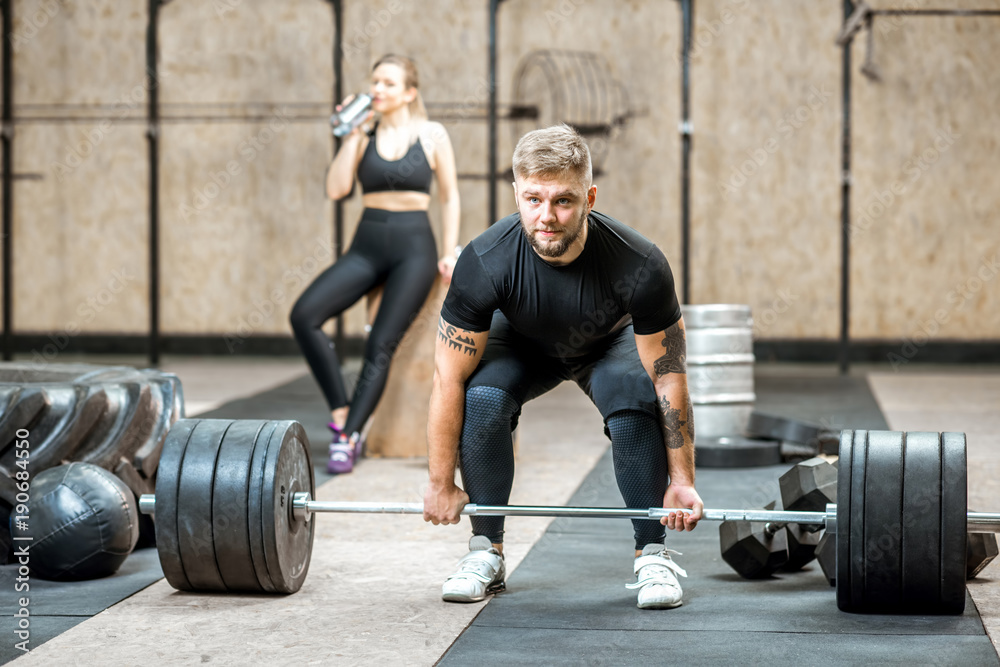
[2,357,999,665]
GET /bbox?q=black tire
[0,363,184,551]
[0,498,12,565]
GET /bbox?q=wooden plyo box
[364,279,520,459]
[365,280,445,458]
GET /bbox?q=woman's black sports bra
[357,124,433,195]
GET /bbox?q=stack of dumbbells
[719,457,999,584]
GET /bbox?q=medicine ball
[26,462,139,580]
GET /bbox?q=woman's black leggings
[290,208,438,435]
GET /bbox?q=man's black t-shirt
[441,210,682,360]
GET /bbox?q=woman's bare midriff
[363,191,432,211]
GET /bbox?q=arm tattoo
[437,318,478,356]
[652,322,686,377]
[686,401,695,445]
[658,397,692,450]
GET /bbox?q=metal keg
[681,304,756,440]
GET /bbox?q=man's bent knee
[464,385,521,429]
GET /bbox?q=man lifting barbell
[422,124,705,609]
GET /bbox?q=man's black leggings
[290,208,437,435]
[459,386,668,551]
[456,314,669,550]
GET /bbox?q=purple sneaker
[327,422,353,474]
[349,431,365,462]
[327,435,355,474]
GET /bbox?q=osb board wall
[158,122,332,336]
[10,0,150,334]
[13,1,147,103]
[498,0,682,285]
[156,0,333,336]
[3,0,999,343]
[850,10,1000,341]
[157,1,332,106]
[15,126,150,334]
[691,0,842,339]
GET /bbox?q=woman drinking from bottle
[291,54,461,474]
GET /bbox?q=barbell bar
[288,496,1000,532]
[304,498,833,525]
[137,419,999,614]
[138,494,1000,531]
[136,495,1000,537]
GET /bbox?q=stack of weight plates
[682,305,779,467]
[155,419,315,594]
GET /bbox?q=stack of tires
[0,363,184,561]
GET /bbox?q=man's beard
[521,208,587,258]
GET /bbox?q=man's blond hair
[512,124,592,188]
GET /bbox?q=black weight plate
[746,412,822,445]
[847,429,871,610]
[248,421,278,593]
[835,430,852,609]
[837,428,866,611]
[260,421,314,594]
[213,420,268,593]
[862,430,905,609]
[695,436,781,468]
[939,432,967,613]
[176,419,232,592]
[900,432,942,609]
[154,419,199,591]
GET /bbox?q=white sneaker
[442,535,506,603]
[625,544,687,609]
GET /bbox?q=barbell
[137,419,1000,614]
